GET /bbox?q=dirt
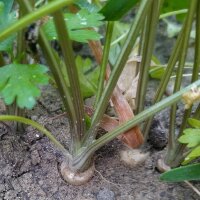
[0,84,199,200]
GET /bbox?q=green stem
[90,0,151,129]
[143,18,184,140]
[194,104,200,119]
[165,1,198,167]
[159,9,188,19]
[52,11,85,154]
[0,52,5,66]
[177,0,200,137]
[18,0,75,131]
[136,0,163,113]
[168,0,196,151]
[0,115,71,159]
[0,0,73,41]
[192,0,200,83]
[94,21,114,107]
[72,80,200,170]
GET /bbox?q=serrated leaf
[160,163,200,182]
[182,145,200,165]
[75,0,99,13]
[188,118,200,128]
[0,64,49,109]
[43,9,104,43]
[100,0,139,21]
[75,56,99,98]
[178,128,200,148]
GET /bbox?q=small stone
[96,188,115,200]
[31,115,38,121]
[31,150,41,165]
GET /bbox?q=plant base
[60,161,95,185]
[156,158,171,173]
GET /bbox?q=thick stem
[52,10,85,154]
[143,11,186,140]
[18,0,76,142]
[168,0,196,152]
[165,0,198,167]
[136,0,163,113]
[94,21,114,107]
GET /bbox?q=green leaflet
[43,9,104,43]
[0,63,49,109]
[182,146,200,165]
[74,0,99,12]
[179,128,200,148]
[100,0,139,21]
[188,118,200,128]
[178,119,200,164]
[160,163,200,182]
[75,56,99,98]
[0,0,16,52]
[149,66,165,80]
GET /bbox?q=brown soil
[0,85,199,200]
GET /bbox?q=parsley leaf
[0,63,49,109]
[43,9,104,43]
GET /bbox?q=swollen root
[60,161,95,185]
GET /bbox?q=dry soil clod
[120,148,149,167]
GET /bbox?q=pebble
[96,188,115,200]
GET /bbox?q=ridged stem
[94,21,114,107]
[136,0,163,113]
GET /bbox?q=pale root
[60,161,95,185]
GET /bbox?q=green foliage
[100,0,139,21]
[0,0,14,18]
[179,128,200,148]
[178,118,200,164]
[75,0,99,12]
[160,163,200,182]
[161,0,189,21]
[0,0,16,52]
[43,9,104,43]
[149,66,165,80]
[75,56,99,98]
[0,63,49,109]
[188,118,200,128]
